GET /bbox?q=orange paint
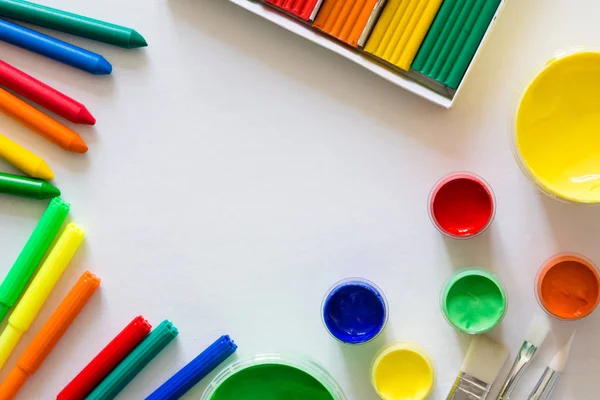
[536,253,600,320]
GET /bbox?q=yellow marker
[515,51,600,203]
[371,341,434,400]
[0,223,84,370]
[0,134,54,180]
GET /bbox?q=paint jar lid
[200,353,347,400]
[321,277,388,345]
[440,268,507,334]
[428,172,495,239]
[535,252,600,320]
[512,49,600,203]
[370,341,435,400]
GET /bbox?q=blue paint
[0,19,112,75]
[322,279,387,344]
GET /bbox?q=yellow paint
[371,341,434,400]
[0,223,84,369]
[515,51,600,203]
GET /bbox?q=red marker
[0,60,96,125]
[428,172,495,239]
[57,316,151,400]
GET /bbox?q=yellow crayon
[0,134,54,180]
[0,223,84,370]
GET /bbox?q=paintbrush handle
[497,342,538,400]
[528,368,560,400]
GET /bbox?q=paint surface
[431,175,493,237]
[209,364,334,400]
[372,343,434,400]
[515,51,600,203]
[538,257,600,319]
[442,270,505,333]
[323,281,386,344]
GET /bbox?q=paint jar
[440,268,507,334]
[513,50,600,203]
[201,353,347,400]
[428,172,495,239]
[371,341,435,400]
[322,278,388,345]
[536,253,600,320]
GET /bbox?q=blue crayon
[0,18,111,74]
[146,335,237,400]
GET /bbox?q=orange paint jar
[536,253,600,320]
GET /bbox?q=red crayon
[0,60,96,125]
[57,316,151,400]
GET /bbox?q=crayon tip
[40,182,61,199]
[69,136,88,154]
[33,161,55,181]
[94,57,113,75]
[76,107,96,125]
[128,30,148,48]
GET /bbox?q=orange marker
[0,87,88,153]
[0,271,100,399]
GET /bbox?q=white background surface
[0,0,599,399]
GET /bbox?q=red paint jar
[428,172,495,239]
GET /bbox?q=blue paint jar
[322,278,388,345]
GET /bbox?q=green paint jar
[201,354,347,400]
[440,268,507,334]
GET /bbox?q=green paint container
[440,268,507,334]
[201,354,346,400]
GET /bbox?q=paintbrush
[496,316,551,400]
[528,332,576,400]
[446,335,509,399]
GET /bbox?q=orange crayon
[0,271,100,399]
[0,87,88,153]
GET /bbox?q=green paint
[442,269,506,334]
[209,364,335,400]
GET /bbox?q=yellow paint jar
[514,50,600,203]
[371,341,435,400]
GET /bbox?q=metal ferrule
[496,341,539,400]
[528,368,560,400]
[446,372,492,400]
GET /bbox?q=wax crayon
[0,18,112,74]
[0,0,147,48]
[0,172,59,199]
[0,86,88,153]
[0,133,54,179]
[0,271,99,399]
[0,60,96,124]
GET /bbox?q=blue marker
[0,18,112,75]
[322,278,388,344]
[146,335,237,400]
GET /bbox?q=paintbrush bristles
[525,316,550,347]
[462,335,509,385]
[549,332,576,372]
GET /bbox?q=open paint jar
[536,253,600,320]
[371,341,435,400]
[441,268,507,334]
[201,354,347,400]
[513,50,600,203]
[322,278,388,345]
[428,172,495,239]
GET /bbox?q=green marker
[87,320,178,400]
[0,0,147,49]
[0,172,60,199]
[0,197,70,323]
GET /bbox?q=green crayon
[0,198,70,323]
[0,172,60,199]
[0,0,147,48]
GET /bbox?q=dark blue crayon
[0,18,111,74]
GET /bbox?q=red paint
[430,172,494,238]
[266,0,321,21]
